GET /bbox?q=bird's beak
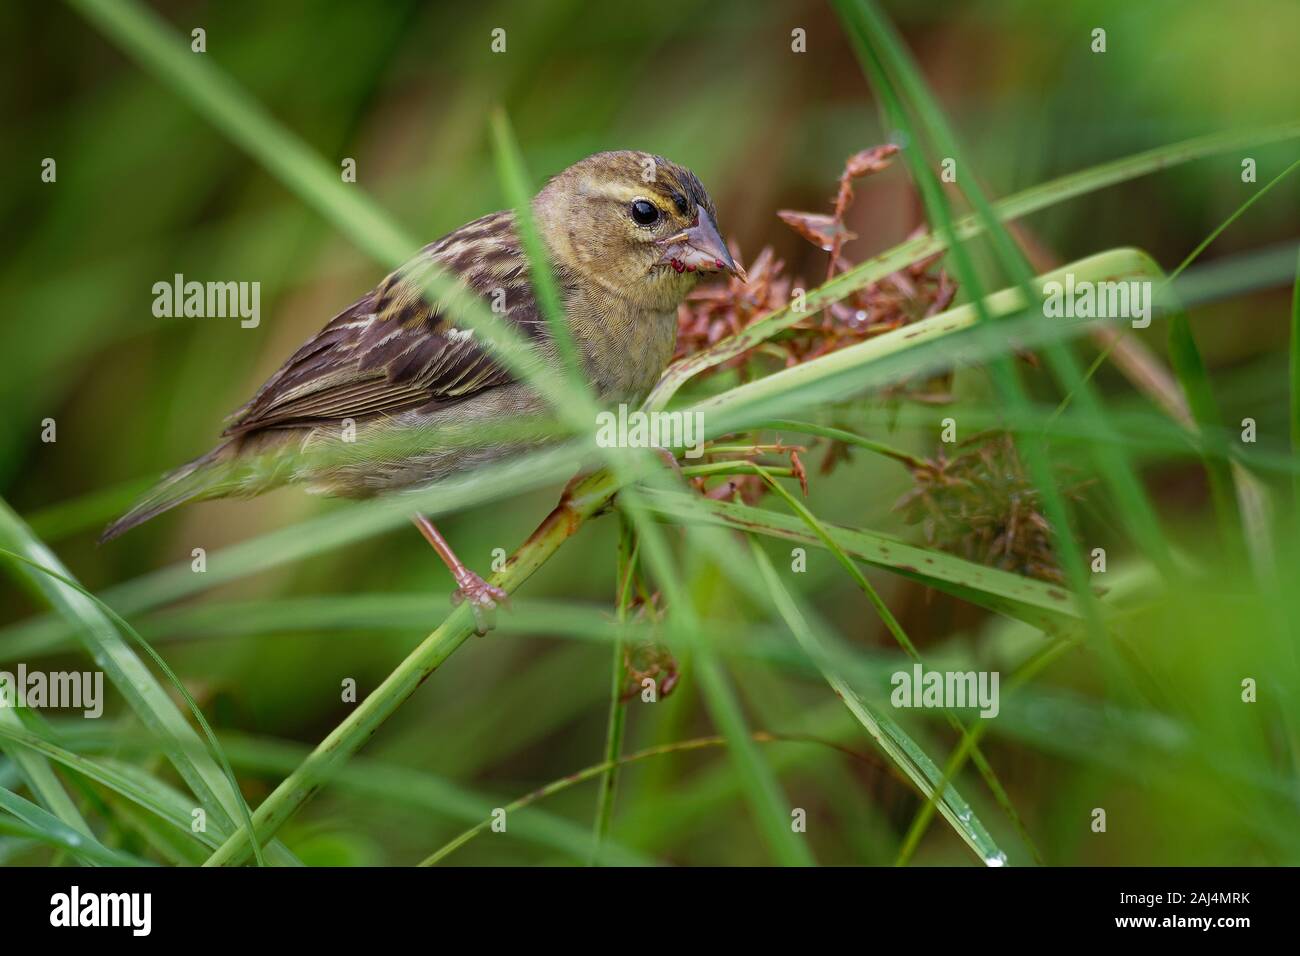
[657,209,747,282]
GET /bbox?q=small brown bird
[103,151,742,630]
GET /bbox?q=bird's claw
[451,572,510,635]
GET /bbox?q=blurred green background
[2,0,1298,866]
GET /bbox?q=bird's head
[534,150,745,310]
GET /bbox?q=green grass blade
[835,0,1173,608]
[747,463,1041,861]
[60,0,403,253]
[489,108,587,394]
[423,733,846,866]
[0,787,150,866]
[53,721,657,866]
[0,723,219,851]
[617,484,817,867]
[0,503,295,865]
[589,516,637,864]
[0,548,267,866]
[0,704,92,842]
[1167,315,1243,555]
[748,541,1005,865]
[893,638,1074,865]
[638,489,1081,631]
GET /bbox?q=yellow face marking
[579,178,690,216]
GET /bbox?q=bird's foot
[451,571,510,635]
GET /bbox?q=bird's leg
[411,514,509,634]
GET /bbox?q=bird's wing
[223,210,551,436]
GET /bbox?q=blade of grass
[0,504,295,865]
[835,2,1189,719]
[0,793,151,867]
[835,0,1159,637]
[589,516,637,864]
[0,704,92,843]
[65,0,406,263]
[0,547,267,866]
[1058,158,1300,554]
[639,487,1082,631]
[893,637,1076,865]
[49,722,658,866]
[487,112,816,864]
[629,499,1011,864]
[747,540,1005,865]
[0,785,97,868]
[489,109,588,397]
[1167,315,1244,556]
[1055,154,1300,426]
[617,484,817,867]
[424,732,878,866]
[747,462,1042,862]
[0,722,221,851]
[756,420,926,469]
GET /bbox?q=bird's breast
[568,293,679,405]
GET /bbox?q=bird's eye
[630,199,660,226]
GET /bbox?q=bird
[102,150,744,631]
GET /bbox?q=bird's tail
[100,443,238,543]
